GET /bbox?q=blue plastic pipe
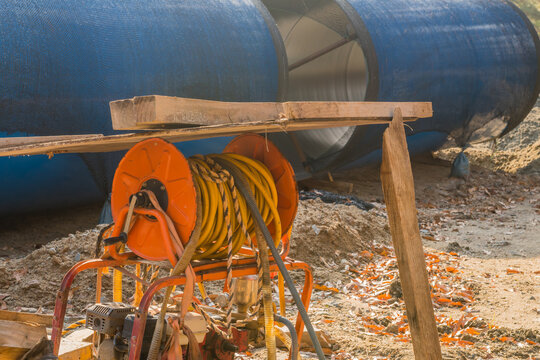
[333,0,540,171]
[0,0,286,215]
[263,0,539,177]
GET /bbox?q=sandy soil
[2,157,537,359]
[0,203,101,257]
[286,162,540,360]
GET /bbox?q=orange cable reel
[109,134,298,262]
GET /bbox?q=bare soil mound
[0,228,103,314]
[290,198,390,269]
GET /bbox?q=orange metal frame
[50,255,312,359]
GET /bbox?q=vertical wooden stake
[380,108,442,359]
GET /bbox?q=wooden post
[380,108,442,359]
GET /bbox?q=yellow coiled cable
[188,153,281,260]
[190,153,282,360]
[110,152,284,360]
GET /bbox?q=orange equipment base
[50,255,313,360]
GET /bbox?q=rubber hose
[195,153,277,359]
[275,315,299,360]
[275,326,292,352]
[188,154,281,260]
[215,158,326,360]
[113,268,122,302]
[278,273,286,316]
[112,196,137,303]
[147,184,203,360]
[134,264,143,306]
[255,226,277,360]
[149,154,278,358]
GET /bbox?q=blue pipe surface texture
[332,0,540,171]
[0,0,286,215]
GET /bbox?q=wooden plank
[380,108,442,360]
[0,112,425,158]
[0,310,53,327]
[110,95,432,130]
[283,101,430,122]
[0,346,28,359]
[58,340,93,360]
[111,96,281,129]
[0,135,103,147]
[0,319,47,349]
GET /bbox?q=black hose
[113,332,129,353]
[215,158,326,360]
[275,315,299,360]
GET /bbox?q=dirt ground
[0,101,538,359]
[0,203,101,257]
[283,161,539,360]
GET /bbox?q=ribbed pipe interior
[263,0,369,162]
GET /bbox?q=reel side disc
[111,138,197,261]
[223,133,298,236]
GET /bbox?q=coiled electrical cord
[112,151,307,360]
[147,153,283,360]
[190,153,280,360]
[188,153,281,260]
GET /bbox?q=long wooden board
[0,310,53,327]
[380,108,442,359]
[0,319,47,349]
[0,135,103,148]
[0,104,430,157]
[110,95,432,130]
